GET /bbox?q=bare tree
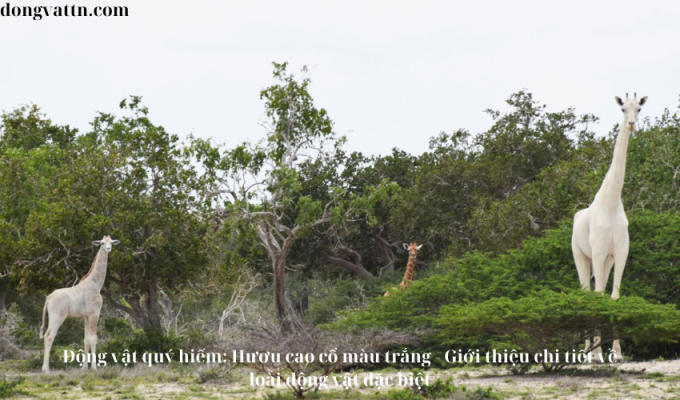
[218,272,260,337]
[158,289,182,336]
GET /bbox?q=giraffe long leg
[602,255,615,287]
[590,256,616,358]
[573,250,594,355]
[83,316,91,370]
[611,234,630,362]
[573,252,591,291]
[611,234,629,301]
[88,312,100,370]
[590,249,610,359]
[43,312,67,373]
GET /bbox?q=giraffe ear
[615,96,624,106]
[639,96,648,106]
[403,243,408,250]
[92,240,102,246]
[111,240,120,245]
[416,244,422,250]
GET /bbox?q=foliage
[99,328,183,360]
[10,97,209,335]
[388,381,499,400]
[333,209,680,360]
[194,62,399,334]
[413,377,463,398]
[386,388,424,400]
[438,289,680,371]
[330,222,577,334]
[0,376,26,398]
[392,91,599,258]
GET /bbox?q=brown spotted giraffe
[40,236,120,373]
[384,243,422,297]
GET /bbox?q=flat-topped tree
[194,62,396,335]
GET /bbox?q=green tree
[195,62,397,334]
[0,105,74,311]
[392,91,598,258]
[15,97,208,337]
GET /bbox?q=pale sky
[1,0,679,156]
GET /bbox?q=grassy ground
[3,355,680,399]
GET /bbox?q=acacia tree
[195,62,395,335]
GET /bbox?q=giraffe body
[571,93,647,361]
[40,235,119,372]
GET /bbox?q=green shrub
[469,386,500,400]
[103,317,135,338]
[0,376,26,398]
[333,211,680,361]
[386,388,424,400]
[437,290,680,371]
[414,377,463,398]
[98,328,183,365]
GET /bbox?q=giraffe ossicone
[571,94,647,361]
[40,235,120,373]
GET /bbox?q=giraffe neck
[80,247,109,291]
[401,253,417,283]
[595,121,631,207]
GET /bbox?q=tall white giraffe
[571,93,647,360]
[40,235,120,372]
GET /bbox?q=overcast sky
[1,1,679,156]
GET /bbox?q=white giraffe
[40,235,120,372]
[571,93,647,360]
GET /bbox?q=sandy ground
[8,360,680,399]
[454,360,680,400]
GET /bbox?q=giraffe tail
[39,299,48,339]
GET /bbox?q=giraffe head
[92,235,120,253]
[402,242,422,257]
[615,93,647,132]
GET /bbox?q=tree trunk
[375,224,395,276]
[273,256,303,336]
[324,254,375,280]
[144,276,163,333]
[103,275,164,336]
[255,221,304,336]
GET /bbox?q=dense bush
[438,290,680,371]
[333,210,680,361]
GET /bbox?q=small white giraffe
[40,235,120,372]
[572,93,647,360]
